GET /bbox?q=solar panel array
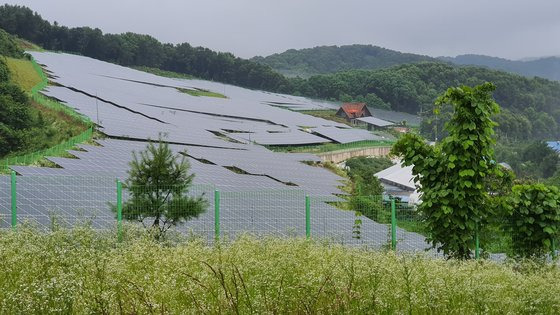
[0,52,430,251]
[32,52,375,147]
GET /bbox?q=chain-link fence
[2,172,557,259]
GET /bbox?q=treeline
[252,44,436,78]
[0,5,290,91]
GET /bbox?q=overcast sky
[4,0,560,60]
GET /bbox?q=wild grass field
[0,226,559,314]
[5,56,41,91]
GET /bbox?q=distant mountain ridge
[439,54,560,81]
[253,44,560,81]
[251,44,436,78]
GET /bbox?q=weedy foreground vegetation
[0,227,559,314]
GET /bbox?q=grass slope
[0,227,559,313]
[5,56,41,91]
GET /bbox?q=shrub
[508,183,560,258]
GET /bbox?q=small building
[375,163,420,204]
[335,103,372,123]
[356,116,395,131]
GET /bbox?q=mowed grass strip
[5,56,42,91]
[0,227,559,314]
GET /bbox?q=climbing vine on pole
[391,83,502,259]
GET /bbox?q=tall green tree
[121,138,207,239]
[391,83,502,259]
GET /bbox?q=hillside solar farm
[0,52,427,250]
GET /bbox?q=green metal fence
[2,174,558,259]
[1,174,425,252]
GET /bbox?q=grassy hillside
[5,56,41,91]
[252,44,436,78]
[1,227,559,313]
[441,54,560,81]
[0,29,89,160]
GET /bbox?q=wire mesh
[393,200,435,255]
[0,175,10,228]
[219,188,306,239]
[14,175,116,230]
[316,195,391,248]
[121,183,215,241]
[6,174,556,259]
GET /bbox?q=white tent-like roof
[374,163,416,191]
[356,116,394,127]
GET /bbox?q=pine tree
[121,137,207,239]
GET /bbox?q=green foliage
[346,156,393,179]
[495,141,560,179]
[0,28,23,58]
[122,139,207,239]
[507,184,560,258]
[345,156,392,196]
[0,58,33,157]
[2,228,560,314]
[392,83,502,259]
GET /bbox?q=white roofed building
[375,162,420,204]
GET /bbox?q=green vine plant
[507,184,560,259]
[391,83,503,259]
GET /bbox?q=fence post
[475,222,480,259]
[214,190,220,241]
[391,199,396,250]
[10,171,16,230]
[116,180,123,242]
[305,195,311,239]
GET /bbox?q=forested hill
[440,54,560,81]
[288,62,560,140]
[0,5,291,92]
[251,45,436,77]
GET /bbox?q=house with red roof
[335,102,372,123]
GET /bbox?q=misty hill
[440,54,560,81]
[251,45,436,77]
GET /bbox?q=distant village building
[336,103,372,123]
[375,162,420,204]
[356,116,395,131]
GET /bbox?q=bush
[508,184,560,258]
[1,227,560,313]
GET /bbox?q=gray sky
[4,0,560,60]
